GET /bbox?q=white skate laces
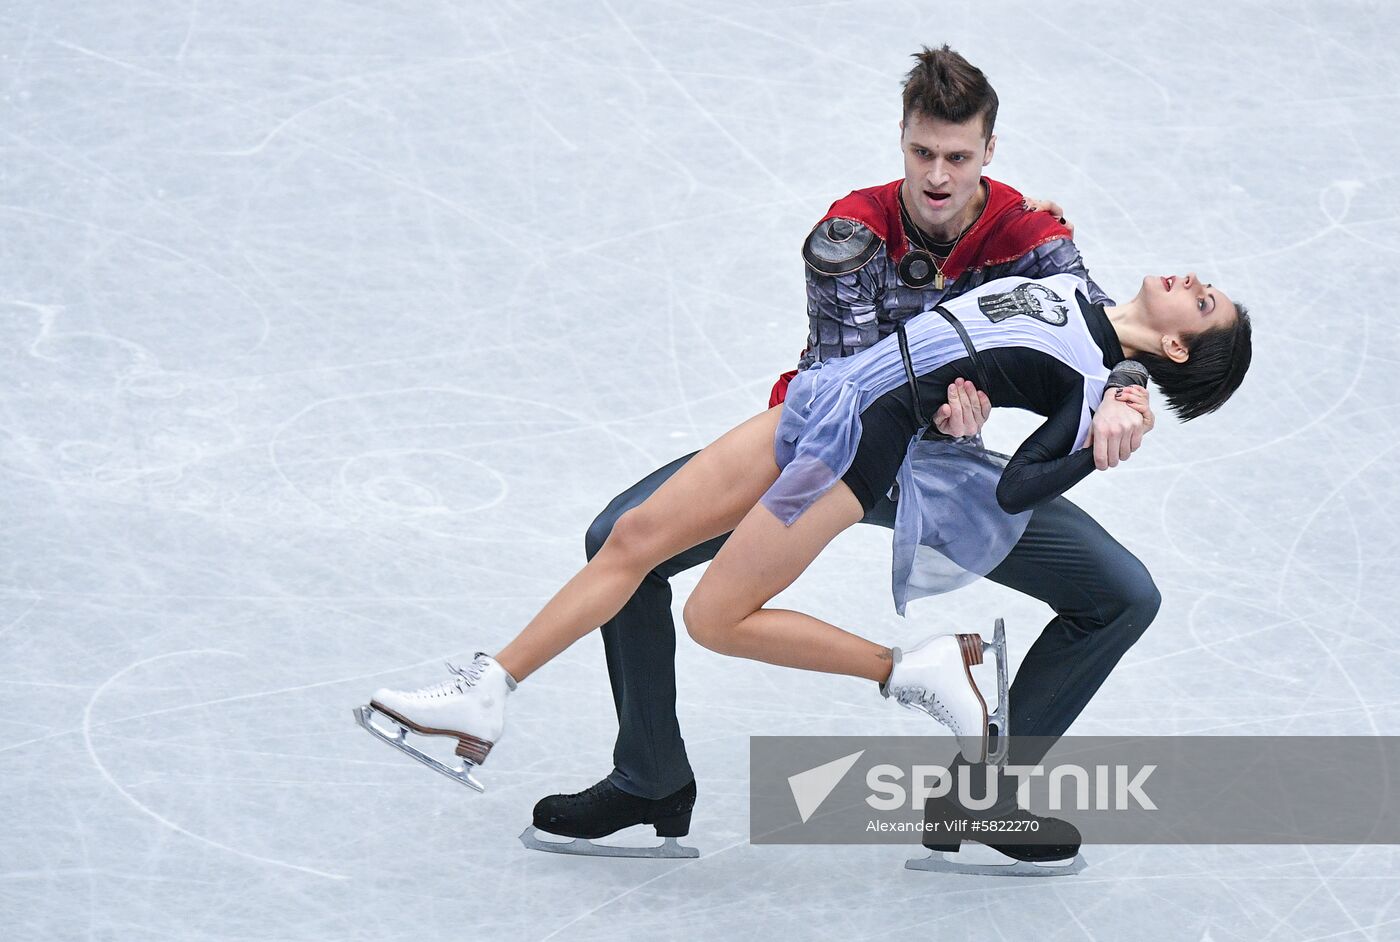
[893,686,965,734]
[403,654,509,700]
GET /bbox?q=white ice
[2,1,1399,939]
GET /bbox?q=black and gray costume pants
[586,450,1161,800]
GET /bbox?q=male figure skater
[527,46,1158,865]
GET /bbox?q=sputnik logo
[787,750,865,823]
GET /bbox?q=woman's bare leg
[682,480,894,684]
[494,406,785,682]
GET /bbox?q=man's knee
[585,504,621,561]
[1106,563,1162,640]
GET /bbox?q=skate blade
[518,826,699,859]
[982,617,1010,768]
[354,705,485,793]
[905,849,1087,878]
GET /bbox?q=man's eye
[950,155,965,163]
[1197,298,1206,311]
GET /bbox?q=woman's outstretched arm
[996,382,1152,515]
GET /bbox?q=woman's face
[1138,273,1239,360]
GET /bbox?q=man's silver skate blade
[518,826,699,859]
[905,850,1087,878]
[353,705,486,793]
[982,617,1010,768]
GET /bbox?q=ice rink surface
[3,0,1399,938]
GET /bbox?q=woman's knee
[597,506,666,569]
[586,471,670,560]
[682,593,735,654]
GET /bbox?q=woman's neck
[1104,297,1156,360]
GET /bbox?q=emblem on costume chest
[977,284,1070,326]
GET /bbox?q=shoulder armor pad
[803,217,882,276]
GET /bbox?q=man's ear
[983,133,997,166]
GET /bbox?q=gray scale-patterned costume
[798,221,1110,371]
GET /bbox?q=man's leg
[862,492,1160,767]
[981,496,1160,766]
[586,452,730,800]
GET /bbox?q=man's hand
[1021,197,1074,238]
[934,377,991,438]
[1085,385,1153,469]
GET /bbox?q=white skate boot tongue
[446,659,486,685]
[430,657,486,694]
[446,654,520,691]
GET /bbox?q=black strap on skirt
[932,304,992,393]
[895,307,992,430]
[895,321,927,428]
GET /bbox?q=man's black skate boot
[915,757,1083,874]
[532,778,696,840]
[922,792,1081,862]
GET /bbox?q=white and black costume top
[762,272,1125,613]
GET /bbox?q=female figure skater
[356,270,1251,795]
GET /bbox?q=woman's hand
[1085,385,1154,470]
[1021,197,1074,237]
[1112,385,1154,425]
[934,377,991,438]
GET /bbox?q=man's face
[899,111,995,237]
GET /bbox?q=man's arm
[799,252,884,369]
[769,220,884,406]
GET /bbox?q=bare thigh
[688,479,866,628]
[615,405,785,564]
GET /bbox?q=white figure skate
[354,654,515,793]
[882,618,1009,766]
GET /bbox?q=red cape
[769,177,1070,407]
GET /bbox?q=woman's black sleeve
[995,385,1098,514]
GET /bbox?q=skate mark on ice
[266,386,662,519]
[537,836,750,942]
[1,207,272,355]
[1,648,471,757]
[1024,6,1172,107]
[0,593,40,641]
[42,29,537,254]
[597,0,796,200]
[198,86,361,159]
[82,649,349,881]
